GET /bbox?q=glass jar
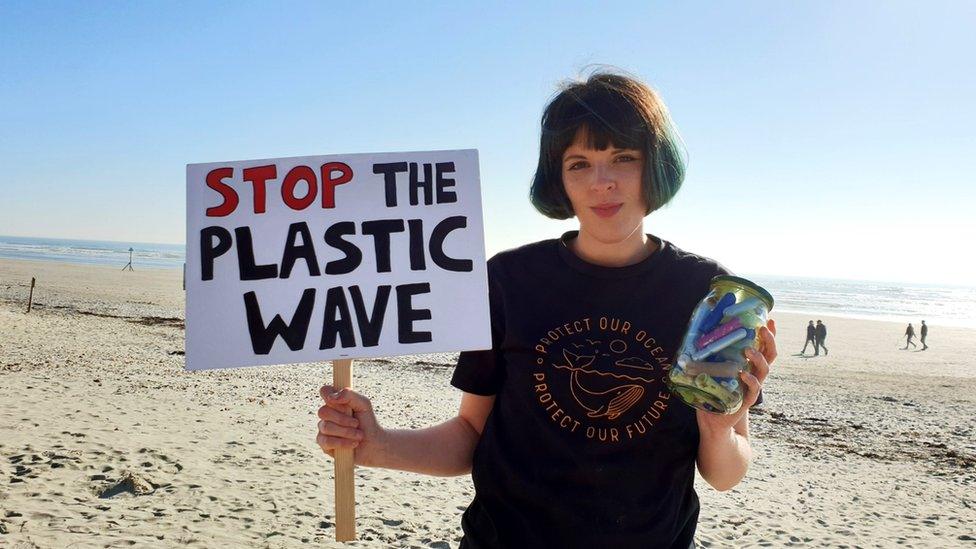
[667,275,774,414]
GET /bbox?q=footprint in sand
[12,464,38,480]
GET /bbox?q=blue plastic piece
[691,328,748,361]
[700,292,736,333]
[721,297,763,320]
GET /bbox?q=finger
[325,401,354,418]
[759,323,777,365]
[316,440,335,459]
[745,348,769,384]
[320,385,338,402]
[318,406,360,427]
[316,433,359,451]
[320,385,353,416]
[738,370,762,407]
[324,388,373,414]
[317,419,364,441]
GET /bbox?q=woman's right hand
[316,385,385,467]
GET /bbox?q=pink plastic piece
[695,318,744,350]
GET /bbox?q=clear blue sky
[2,1,974,284]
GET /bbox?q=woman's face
[561,129,648,245]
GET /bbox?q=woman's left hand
[696,319,777,434]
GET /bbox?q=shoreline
[4,255,975,327]
[2,257,974,379]
[771,306,976,330]
[2,256,973,327]
[0,254,184,272]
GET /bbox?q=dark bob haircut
[530,72,686,219]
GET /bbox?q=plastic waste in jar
[667,275,774,414]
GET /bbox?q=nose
[591,165,616,192]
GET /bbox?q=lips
[591,204,623,218]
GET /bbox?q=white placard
[185,149,489,370]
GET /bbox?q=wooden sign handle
[332,358,356,541]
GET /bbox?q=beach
[1,258,974,548]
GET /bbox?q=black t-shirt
[451,232,729,549]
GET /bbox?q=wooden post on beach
[332,358,356,541]
[26,277,35,313]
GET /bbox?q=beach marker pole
[26,277,35,313]
[331,358,356,541]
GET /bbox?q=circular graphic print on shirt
[531,315,675,444]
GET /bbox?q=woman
[316,72,777,549]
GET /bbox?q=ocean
[1,235,973,328]
[747,274,976,329]
[0,235,185,270]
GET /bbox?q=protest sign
[185,149,490,370]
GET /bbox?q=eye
[614,153,639,163]
[566,160,589,171]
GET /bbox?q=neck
[570,225,657,267]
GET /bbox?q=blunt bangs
[530,72,686,220]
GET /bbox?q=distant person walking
[815,320,828,356]
[801,320,817,354]
[920,320,928,350]
[904,323,918,349]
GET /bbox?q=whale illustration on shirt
[557,348,645,420]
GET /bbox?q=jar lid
[711,275,774,311]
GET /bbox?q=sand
[1,258,974,548]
